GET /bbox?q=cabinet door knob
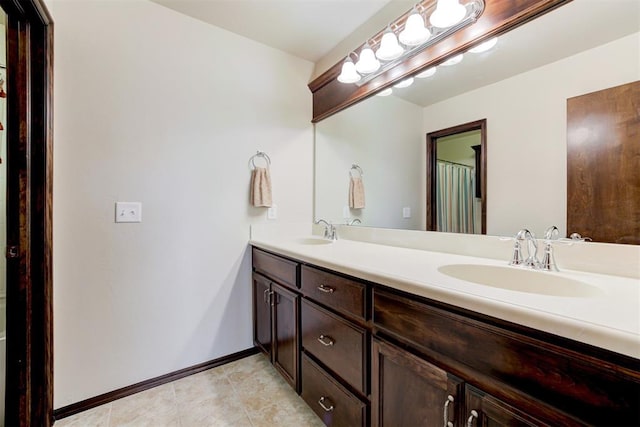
[443,395,454,427]
[317,284,334,294]
[263,289,270,304]
[317,334,335,346]
[318,396,334,412]
[466,410,478,427]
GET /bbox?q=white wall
[50,0,313,408]
[315,94,423,229]
[423,33,640,237]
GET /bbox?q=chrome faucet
[346,218,361,226]
[315,219,338,241]
[540,225,560,271]
[510,229,540,269]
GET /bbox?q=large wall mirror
[314,0,639,240]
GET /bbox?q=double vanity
[250,224,640,426]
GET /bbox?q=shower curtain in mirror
[436,161,477,233]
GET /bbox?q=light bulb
[416,67,437,78]
[376,31,404,61]
[430,0,467,28]
[441,54,463,66]
[394,77,414,88]
[355,44,381,74]
[469,37,498,53]
[399,11,431,46]
[337,58,361,84]
[377,88,393,97]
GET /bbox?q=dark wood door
[272,282,300,391]
[371,338,463,427]
[252,273,272,356]
[465,385,549,427]
[567,81,640,244]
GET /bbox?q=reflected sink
[295,237,333,245]
[438,264,604,297]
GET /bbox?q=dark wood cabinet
[465,385,549,427]
[271,282,300,389]
[301,354,367,427]
[252,248,302,392]
[252,246,640,427]
[301,299,367,394]
[252,273,300,390]
[252,273,272,355]
[371,338,463,427]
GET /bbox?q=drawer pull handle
[317,335,335,346]
[317,284,335,293]
[466,410,478,427]
[443,395,454,427]
[263,289,270,304]
[318,396,334,412]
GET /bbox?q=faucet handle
[540,241,559,272]
[508,239,525,266]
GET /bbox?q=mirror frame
[426,119,487,234]
[0,0,54,425]
[308,0,572,123]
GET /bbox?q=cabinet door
[465,385,550,427]
[253,273,272,356]
[272,282,300,391]
[372,338,463,427]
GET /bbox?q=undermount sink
[438,264,604,297]
[295,237,333,245]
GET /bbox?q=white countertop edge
[250,238,640,360]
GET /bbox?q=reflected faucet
[347,218,362,226]
[315,219,338,241]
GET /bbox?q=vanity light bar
[337,0,485,87]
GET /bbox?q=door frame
[426,119,487,234]
[0,0,54,425]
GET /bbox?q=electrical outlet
[115,202,142,223]
[402,207,411,219]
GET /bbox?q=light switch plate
[115,202,142,223]
[267,204,278,220]
[403,207,411,218]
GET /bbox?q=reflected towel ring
[249,151,271,169]
[350,164,363,178]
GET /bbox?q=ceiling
[149,0,398,62]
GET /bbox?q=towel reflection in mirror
[349,165,365,209]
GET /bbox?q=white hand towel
[349,176,365,209]
[250,167,272,207]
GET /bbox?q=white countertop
[250,230,640,359]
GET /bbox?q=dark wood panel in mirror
[567,80,640,245]
[308,0,571,123]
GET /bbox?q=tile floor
[54,353,325,427]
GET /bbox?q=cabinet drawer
[302,299,367,394]
[301,353,366,427]
[301,266,366,320]
[252,248,299,289]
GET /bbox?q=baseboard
[53,346,259,421]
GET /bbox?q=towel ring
[249,151,271,169]
[349,164,363,178]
